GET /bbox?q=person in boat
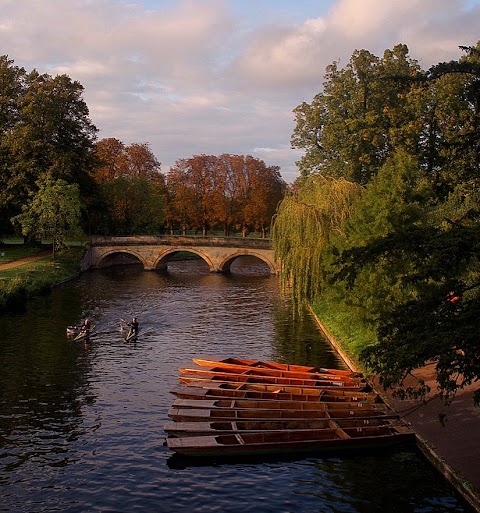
[79,318,92,336]
[126,317,139,339]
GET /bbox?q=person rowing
[123,316,139,340]
[79,318,92,336]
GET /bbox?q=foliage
[11,178,83,259]
[0,57,98,236]
[0,247,83,313]
[291,44,422,183]
[93,138,162,183]
[98,175,165,235]
[90,138,166,235]
[166,154,287,236]
[278,42,480,409]
[271,174,362,303]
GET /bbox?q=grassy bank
[0,246,84,312]
[310,297,378,374]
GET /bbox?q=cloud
[1,0,479,184]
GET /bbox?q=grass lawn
[0,244,52,264]
[0,246,85,312]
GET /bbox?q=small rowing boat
[66,325,79,336]
[168,406,391,422]
[172,398,387,413]
[166,424,415,457]
[193,357,360,378]
[170,384,379,403]
[178,372,368,390]
[164,417,399,437]
[123,329,139,342]
[181,364,364,384]
[72,324,96,342]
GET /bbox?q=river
[0,257,473,512]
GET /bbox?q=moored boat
[193,357,360,378]
[168,406,392,422]
[164,417,401,437]
[176,380,372,395]
[180,365,364,384]
[172,398,387,413]
[170,384,379,403]
[165,357,416,459]
[166,424,415,457]
[178,370,367,389]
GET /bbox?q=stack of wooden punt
[164,357,415,457]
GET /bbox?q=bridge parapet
[82,236,279,274]
[90,235,272,249]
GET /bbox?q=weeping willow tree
[271,175,363,304]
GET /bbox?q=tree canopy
[12,178,83,259]
[0,55,98,237]
[276,42,480,408]
[166,154,287,236]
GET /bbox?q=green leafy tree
[291,44,422,183]
[329,150,432,328]
[0,59,98,235]
[0,56,26,235]
[12,178,83,259]
[99,176,165,235]
[271,174,362,303]
[278,43,480,410]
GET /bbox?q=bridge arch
[153,249,215,272]
[93,249,146,269]
[218,251,276,273]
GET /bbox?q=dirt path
[0,251,51,271]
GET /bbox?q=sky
[1,0,480,183]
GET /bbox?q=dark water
[0,258,472,512]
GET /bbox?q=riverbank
[0,246,84,312]
[2,246,479,511]
[311,309,480,513]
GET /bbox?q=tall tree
[278,43,480,408]
[271,174,362,303]
[166,154,286,236]
[291,44,422,183]
[91,138,165,235]
[11,178,82,259]
[0,56,26,235]
[93,138,125,183]
[0,62,98,235]
[238,159,286,237]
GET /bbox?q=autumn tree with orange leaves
[166,154,286,237]
[91,138,166,235]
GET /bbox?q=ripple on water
[0,259,472,513]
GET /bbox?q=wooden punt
[179,375,369,392]
[176,380,372,396]
[193,357,360,378]
[166,425,415,457]
[164,417,401,437]
[168,406,392,422]
[170,384,379,403]
[180,365,364,385]
[178,370,367,389]
[172,398,387,413]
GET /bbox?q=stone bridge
[81,236,280,274]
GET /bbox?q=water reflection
[0,257,472,512]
